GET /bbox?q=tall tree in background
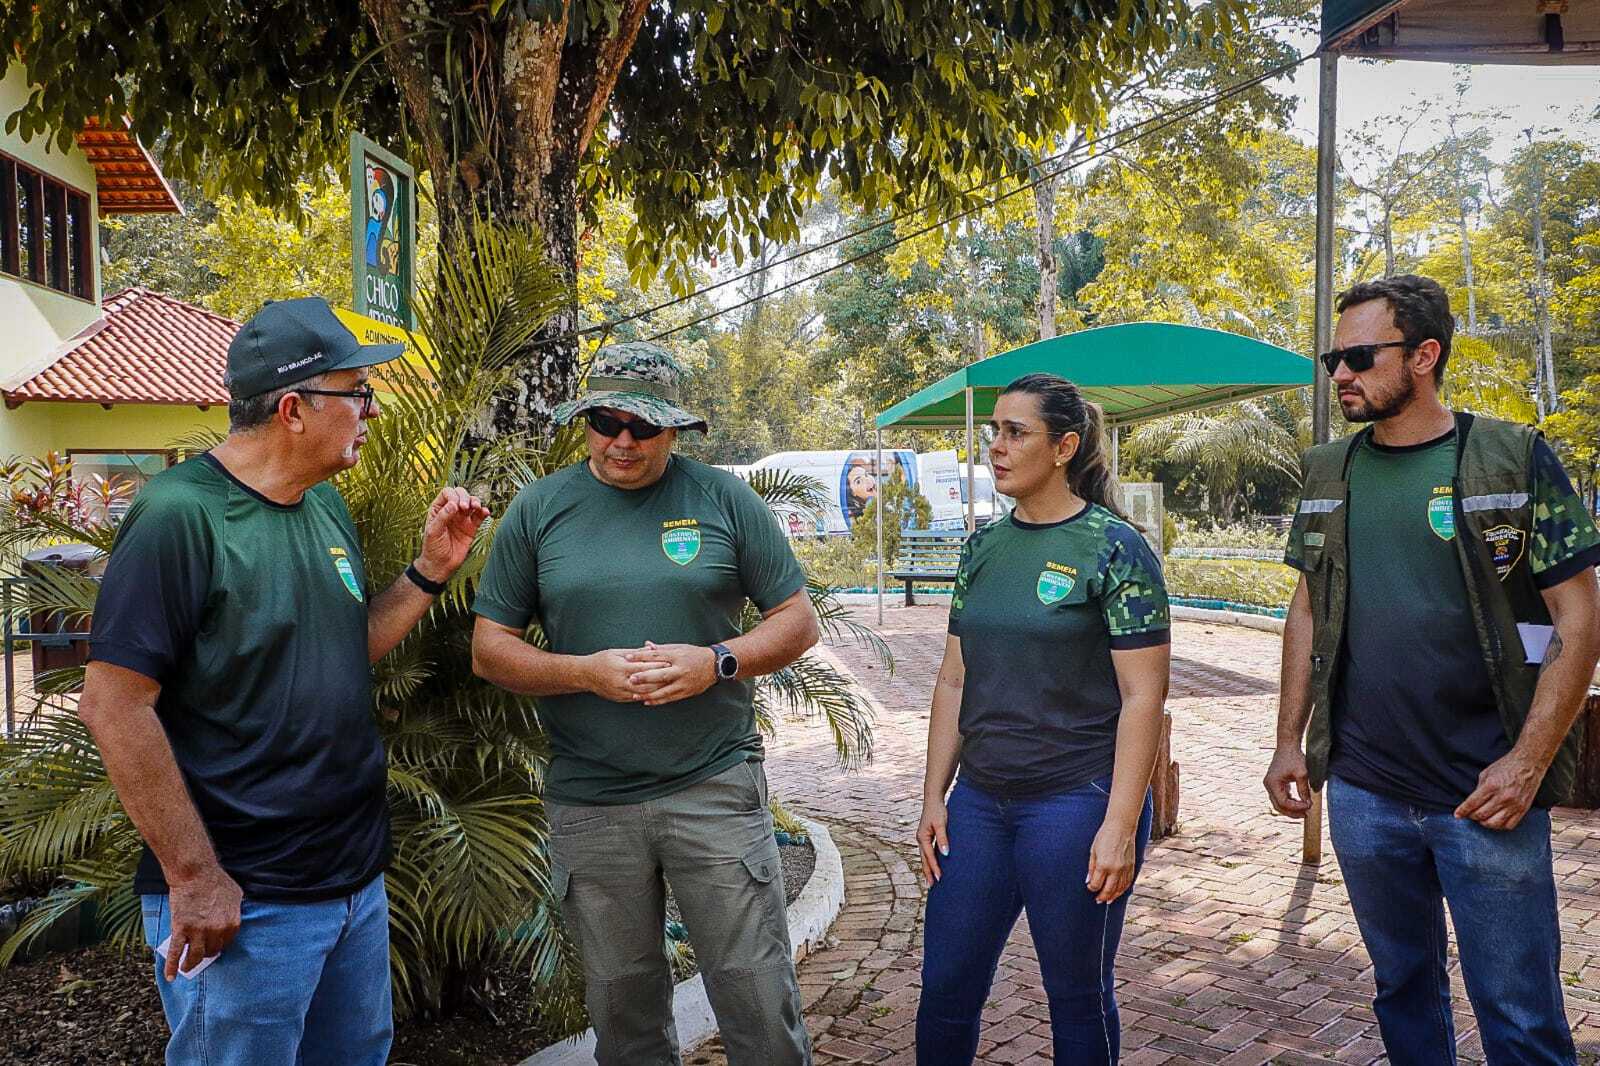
[6,0,1233,439]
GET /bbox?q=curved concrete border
[1172,604,1285,635]
[520,815,845,1066]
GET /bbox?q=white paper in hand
[154,935,220,980]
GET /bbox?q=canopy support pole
[965,387,976,534]
[1111,424,1121,480]
[1312,51,1337,452]
[876,428,885,625]
[1304,48,1339,867]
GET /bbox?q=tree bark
[1034,166,1059,341]
[1457,198,1477,333]
[361,0,652,442]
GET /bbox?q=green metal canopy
[1322,0,1600,64]
[874,322,1313,431]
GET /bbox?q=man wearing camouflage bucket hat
[472,341,819,1064]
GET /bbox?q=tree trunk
[1457,199,1477,333]
[1034,167,1059,341]
[1382,204,1395,278]
[361,0,651,442]
[1526,136,1559,419]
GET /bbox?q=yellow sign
[334,307,432,362]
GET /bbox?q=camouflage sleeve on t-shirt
[1100,524,1171,650]
[1530,437,1600,589]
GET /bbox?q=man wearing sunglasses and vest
[472,342,818,1065]
[83,297,490,1065]
[1264,275,1600,1064]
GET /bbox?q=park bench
[889,529,967,606]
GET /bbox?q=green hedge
[1163,558,1297,611]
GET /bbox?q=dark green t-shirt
[946,504,1170,798]
[473,456,806,806]
[1286,431,1600,810]
[90,455,388,902]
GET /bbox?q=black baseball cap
[226,297,405,400]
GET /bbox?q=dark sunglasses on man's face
[1318,341,1410,376]
[586,409,667,440]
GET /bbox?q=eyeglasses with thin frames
[296,384,377,414]
[983,423,1063,446]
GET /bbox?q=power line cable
[642,51,1313,343]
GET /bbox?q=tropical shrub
[1164,557,1298,611]
[0,222,882,1033]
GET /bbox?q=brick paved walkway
[697,606,1600,1065]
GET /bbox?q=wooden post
[1302,790,1323,865]
[1150,710,1181,839]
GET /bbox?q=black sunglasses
[586,409,668,440]
[1318,341,1410,376]
[296,385,377,412]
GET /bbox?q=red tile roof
[3,288,237,408]
[76,118,182,215]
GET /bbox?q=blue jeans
[917,776,1152,1066]
[140,874,392,1066]
[1327,776,1575,1065]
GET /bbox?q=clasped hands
[586,641,719,707]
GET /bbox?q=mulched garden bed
[0,841,816,1066]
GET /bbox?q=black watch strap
[404,562,447,596]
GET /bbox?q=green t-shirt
[946,504,1170,798]
[89,455,388,902]
[473,456,807,806]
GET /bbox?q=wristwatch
[711,643,739,682]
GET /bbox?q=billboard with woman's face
[840,451,918,528]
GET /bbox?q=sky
[1280,42,1600,163]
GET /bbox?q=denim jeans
[1327,775,1576,1066]
[139,874,392,1066]
[917,776,1152,1066]
[549,759,810,1066]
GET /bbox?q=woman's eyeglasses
[1318,341,1410,376]
[983,423,1062,445]
[586,409,667,440]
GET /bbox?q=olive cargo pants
[548,760,812,1066]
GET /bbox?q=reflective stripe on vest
[1298,498,1343,514]
[1460,492,1529,513]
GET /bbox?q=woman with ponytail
[914,372,1171,1065]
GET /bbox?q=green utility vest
[1296,411,1579,808]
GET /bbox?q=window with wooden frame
[0,152,93,300]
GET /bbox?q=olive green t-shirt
[473,456,807,806]
[947,504,1170,798]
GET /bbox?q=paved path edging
[1172,603,1286,634]
[520,816,846,1066]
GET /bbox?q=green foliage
[1165,558,1297,610]
[854,468,933,564]
[6,0,1242,291]
[792,536,875,591]
[0,223,882,1027]
[1170,521,1287,552]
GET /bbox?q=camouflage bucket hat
[552,341,708,433]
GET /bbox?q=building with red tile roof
[2,59,230,484]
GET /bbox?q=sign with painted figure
[743,450,919,535]
[350,133,416,329]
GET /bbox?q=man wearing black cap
[80,297,489,1066]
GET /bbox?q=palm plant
[1130,398,1302,523]
[0,222,881,1031]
